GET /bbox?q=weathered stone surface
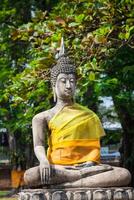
[52,191,68,200]
[93,189,108,200]
[113,188,129,200]
[73,191,87,200]
[19,187,134,200]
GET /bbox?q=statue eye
[70,78,75,83]
[60,78,66,83]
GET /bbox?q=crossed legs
[23,164,131,187]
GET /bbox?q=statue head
[50,38,76,101]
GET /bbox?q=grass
[0,191,18,200]
[0,198,17,200]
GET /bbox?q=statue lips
[64,89,73,96]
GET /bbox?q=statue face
[55,73,76,100]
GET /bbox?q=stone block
[19,187,134,200]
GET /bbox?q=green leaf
[75,14,85,23]
[89,72,95,81]
[68,22,79,27]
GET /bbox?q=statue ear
[52,87,57,102]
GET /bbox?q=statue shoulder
[76,103,97,115]
[32,109,52,124]
[76,103,102,122]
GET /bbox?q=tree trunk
[113,97,134,186]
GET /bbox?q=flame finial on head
[55,37,65,59]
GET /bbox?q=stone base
[19,187,134,200]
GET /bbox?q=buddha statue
[24,38,131,188]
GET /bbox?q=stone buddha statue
[24,38,131,188]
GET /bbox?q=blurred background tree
[0,0,134,185]
[0,0,58,169]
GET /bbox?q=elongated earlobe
[53,88,57,102]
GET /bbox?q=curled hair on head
[50,37,76,87]
[50,55,76,87]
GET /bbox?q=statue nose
[66,80,71,88]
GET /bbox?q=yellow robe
[47,103,105,165]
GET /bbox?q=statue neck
[56,98,74,108]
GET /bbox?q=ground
[0,191,18,200]
[0,198,17,200]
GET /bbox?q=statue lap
[24,163,131,188]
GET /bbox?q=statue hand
[40,160,51,184]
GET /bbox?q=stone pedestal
[19,187,134,200]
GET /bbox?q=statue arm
[32,113,51,183]
[32,113,47,161]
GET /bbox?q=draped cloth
[47,103,105,165]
